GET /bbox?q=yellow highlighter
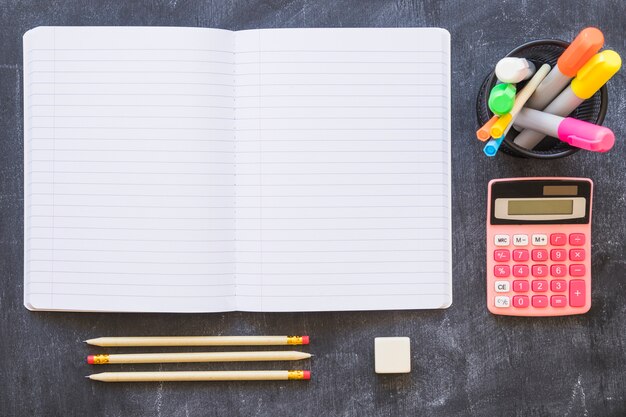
[490,114,512,139]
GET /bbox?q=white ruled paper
[234,28,451,311]
[24,27,237,312]
[24,27,451,312]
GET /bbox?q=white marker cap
[495,57,536,83]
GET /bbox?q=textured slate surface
[1,0,625,415]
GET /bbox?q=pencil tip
[85,375,90,379]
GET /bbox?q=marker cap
[571,50,622,99]
[557,117,615,152]
[490,113,512,138]
[488,83,516,115]
[557,27,604,77]
[495,57,536,83]
[483,137,504,157]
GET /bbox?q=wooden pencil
[87,370,311,382]
[87,351,311,365]
[84,335,309,347]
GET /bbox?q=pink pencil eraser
[302,335,310,345]
[303,370,311,380]
[87,355,95,364]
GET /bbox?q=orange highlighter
[526,27,604,110]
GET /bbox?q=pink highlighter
[515,107,615,152]
[487,178,593,317]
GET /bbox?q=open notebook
[23,26,451,312]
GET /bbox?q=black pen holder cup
[476,39,608,159]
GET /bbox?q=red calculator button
[550,264,566,277]
[551,295,567,307]
[513,295,529,308]
[512,264,529,277]
[550,233,567,246]
[570,264,586,277]
[494,265,510,277]
[532,295,548,308]
[569,233,586,246]
[532,249,548,261]
[493,249,510,261]
[569,249,585,261]
[532,264,548,277]
[569,280,586,307]
[550,249,566,261]
[532,280,548,292]
[513,280,529,292]
[512,249,529,261]
[550,280,567,292]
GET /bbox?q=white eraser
[374,337,411,374]
[495,57,536,84]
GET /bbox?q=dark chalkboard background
[1,1,625,416]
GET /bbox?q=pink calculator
[487,178,593,316]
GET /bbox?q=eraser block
[302,335,310,345]
[374,337,411,374]
[87,355,95,364]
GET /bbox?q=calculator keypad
[490,232,589,314]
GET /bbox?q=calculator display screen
[508,199,573,215]
[490,179,592,225]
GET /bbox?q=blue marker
[483,137,504,157]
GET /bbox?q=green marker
[488,83,516,115]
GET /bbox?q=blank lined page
[24,27,237,312]
[234,28,452,311]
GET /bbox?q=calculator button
[569,280,586,307]
[512,264,529,277]
[550,233,567,246]
[532,234,547,246]
[551,295,567,307]
[569,233,586,246]
[494,296,510,308]
[494,235,510,246]
[550,264,566,277]
[494,265,510,277]
[512,295,529,308]
[569,249,586,261]
[532,249,548,261]
[513,234,529,246]
[493,249,510,262]
[512,249,529,261]
[532,264,548,277]
[532,280,548,292]
[512,280,529,292]
[550,280,567,292]
[550,249,566,261]
[494,281,510,293]
[532,295,548,308]
[570,264,586,277]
